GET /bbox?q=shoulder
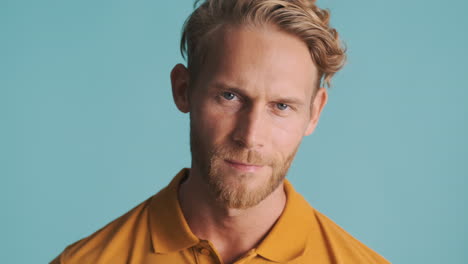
[52,196,154,264]
[280,182,391,263]
[304,207,391,264]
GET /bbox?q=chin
[208,162,281,209]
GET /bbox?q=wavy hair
[181,0,346,88]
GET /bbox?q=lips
[224,159,263,172]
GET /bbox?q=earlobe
[170,63,190,113]
[305,87,328,136]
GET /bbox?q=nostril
[232,135,247,148]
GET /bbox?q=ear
[170,63,190,113]
[304,87,328,136]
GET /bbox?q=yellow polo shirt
[50,169,391,264]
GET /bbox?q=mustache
[211,145,271,166]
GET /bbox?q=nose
[231,104,267,149]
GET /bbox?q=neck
[178,168,287,264]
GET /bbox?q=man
[51,0,390,263]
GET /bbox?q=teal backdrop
[2,0,467,263]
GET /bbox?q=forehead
[197,24,318,99]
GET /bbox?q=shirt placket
[192,240,223,264]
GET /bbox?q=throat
[178,170,287,263]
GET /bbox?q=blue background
[2,0,467,263]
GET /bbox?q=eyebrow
[212,82,305,106]
[213,82,247,98]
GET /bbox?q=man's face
[186,25,322,209]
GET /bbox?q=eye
[222,92,236,100]
[276,103,289,111]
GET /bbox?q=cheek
[270,119,305,159]
[192,103,234,146]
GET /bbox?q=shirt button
[200,248,211,256]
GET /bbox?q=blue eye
[222,92,236,100]
[276,103,289,110]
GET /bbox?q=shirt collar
[149,168,316,262]
[255,179,316,262]
[148,168,199,253]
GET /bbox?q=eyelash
[222,91,237,101]
[219,91,292,112]
[275,103,289,111]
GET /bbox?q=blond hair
[181,0,346,88]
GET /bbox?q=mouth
[224,159,263,173]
